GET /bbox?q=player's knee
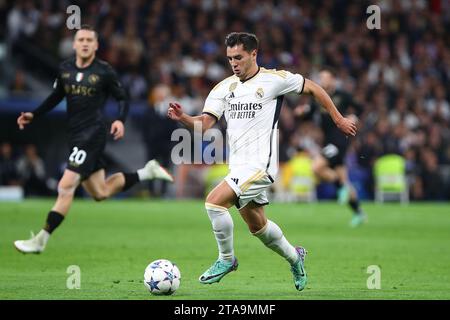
[205,202,224,210]
[312,163,322,175]
[247,215,267,234]
[93,196,105,202]
[92,191,108,202]
[249,221,266,234]
[205,192,220,205]
[57,183,76,198]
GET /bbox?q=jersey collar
[74,57,96,70]
[240,66,260,83]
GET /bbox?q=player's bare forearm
[303,79,357,136]
[168,102,216,133]
[180,114,215,133]
[178,113,199,130]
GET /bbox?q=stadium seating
[374,154,409,204]
[280,152,316,203]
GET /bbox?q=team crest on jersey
[76,72,84,82]
[88,74,99,84]
[255,88,264,99]
[229,82,238,92]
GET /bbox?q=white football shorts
[224,166,274,209]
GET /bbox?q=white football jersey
[203,67,305,176]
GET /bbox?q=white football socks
[137,167,149,181]
[253,220,298,265]
[205,203,234,263]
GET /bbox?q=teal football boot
[350,212,368,227]
[291,246,308,291]
[199,258,238,284]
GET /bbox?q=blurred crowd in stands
[1,0,449,200]
[0,142,55,196]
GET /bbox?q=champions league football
[144,259,181,295]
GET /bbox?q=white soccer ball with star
[144,259,181,295]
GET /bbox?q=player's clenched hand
[17,112,34,130]
[110,120,125,140]
[167,102,184,121]
[336,116,357,137]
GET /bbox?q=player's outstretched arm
[303,79,357,136]
[167,102,216,133]
[17,84,65,130]
[17,90,64,130]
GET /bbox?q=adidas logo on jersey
[226,92,235,101]
[230,178,239,185]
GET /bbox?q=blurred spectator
[116,25,144,69]
[7,0,40,42]
[426,85,450,121]
[0,142,20,186]
[140,84,178,197]
[16,144,52,196]
[8,69,31,95]
[420,148,445,200]
[121,66,148,101]
[58,28,74,59]
[171,82,203,116]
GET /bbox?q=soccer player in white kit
[168,32,357,291]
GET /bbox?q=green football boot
[199,257,238,284]
[291,246,308,291]
[350,212,368,228]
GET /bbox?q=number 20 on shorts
[69,146,87,165]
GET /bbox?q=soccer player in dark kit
[296,68,367,227]
[14,25,173,254]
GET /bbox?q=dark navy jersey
[33,57,128,136]
[310,89,362,147]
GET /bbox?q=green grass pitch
[1,199,449,300]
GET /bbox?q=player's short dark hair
[75,24,98,39]
[320,66,337,77]
[225,32,259,52]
